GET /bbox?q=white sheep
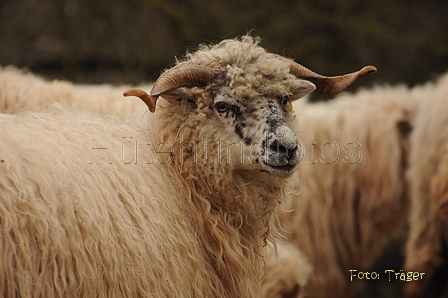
[0,66,315,298]
[0,65,146,116]
[0,36,374,297]
[268,82,432,298]
[404,73,448,298]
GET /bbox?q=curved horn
[124,60,225,113]
[123,88,156,112]
[150,60,224,96]
[289,63,377,95]
[268,54,377,95]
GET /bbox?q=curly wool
[187,36,304,104]
[0,109,205,297]
[0,104,288,298]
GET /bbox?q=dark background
[1,1,447,297]
[1,0,448,91]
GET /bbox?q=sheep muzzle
[260,126,301,177]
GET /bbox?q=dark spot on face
[232,104,252,144]
[265,118,280,130]
[234,122,244,138]
[234,121,251,144]
[233,105,243,118]
[245,106,258,114]
[267,103,279,113]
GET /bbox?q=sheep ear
[290,80,316,101]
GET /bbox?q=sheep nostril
[286,146,297,160]
[270,140,297,160]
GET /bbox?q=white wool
[404,73,448,298]
[0,65,147,117]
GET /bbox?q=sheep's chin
[261,162,297,177]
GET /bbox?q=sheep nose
[270,139,298,161]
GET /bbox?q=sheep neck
[168,154,284,298]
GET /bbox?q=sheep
[404,73,448,298]
[0,65,146,116]
[0,66,313,298]
[268,82,431,298]
[0,36,374,298]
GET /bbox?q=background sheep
[404,73,448,298]
[0,36,373,297]
[273,82,430,298]
[0,66,146,116]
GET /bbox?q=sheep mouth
[263,162,296,176]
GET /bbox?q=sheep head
[124,38,376,177]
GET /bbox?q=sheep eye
[214,102,230,113]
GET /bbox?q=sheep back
[0,66,146,117]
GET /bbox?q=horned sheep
[0,65,312,298]
[0,36,374,297]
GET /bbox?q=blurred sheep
[405,73,448,298]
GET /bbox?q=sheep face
[207,82,313,177]
[125,68,315,178]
